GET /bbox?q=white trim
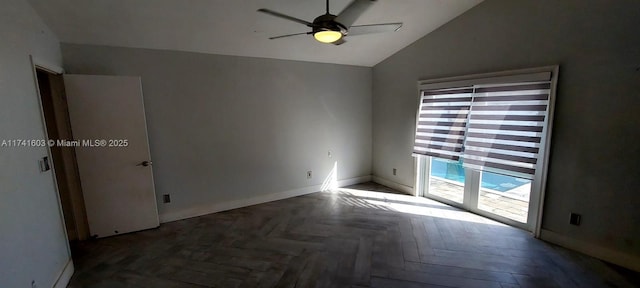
[534,65,559,237]
[540,229,640,272]
[159,175,372,223]
[371,176,414,195]
[29,56,72,258]
[53,259,74,288]
[413,157,422,197]
[31,55,65,74]
[31,56,77,288]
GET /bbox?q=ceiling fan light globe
[314,30,343,43]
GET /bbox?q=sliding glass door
[421,156,531,229]
[413,67,558,233]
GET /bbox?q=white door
[64,75,159,238]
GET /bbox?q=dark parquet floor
[68,182,639,287]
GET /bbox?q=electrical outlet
[393,168,397,176]
[307,170,312,179]
[163,194,171,203]
[328,150,332,158]
[569,213,581,226]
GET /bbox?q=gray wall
[0,0,70,287]
[61,44,372,220]
[373,0,640,259]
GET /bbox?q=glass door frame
[415,156,535,231]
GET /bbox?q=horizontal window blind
[413,87,473,160]
[462,82,551,179]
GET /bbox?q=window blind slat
[464,149,538,164]
[418,121,467,127]
[417,129,465,135]
[470,114,545,121]
[472,105,547,111]
[473,94,549,102]
[423,88,474,96]
[420,153,460,161]
[466,132,541,143]
[421,105,471,111]
[468,123,544,132]
[464,141,539,154]
[413,143,463,152]
[464,137,540,149]
[422,97,472,103]
[420,113,471,119]
[415,136,464,144]
[464,146,537,159]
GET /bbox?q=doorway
[34,67,160,243]
[35,68,90,242]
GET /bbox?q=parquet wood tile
[68,182,639,287]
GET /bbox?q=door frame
[30,56,90,245]
[30,56,70,256]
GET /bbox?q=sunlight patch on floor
[332,187,507,226]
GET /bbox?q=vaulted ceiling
[28,0,482,66]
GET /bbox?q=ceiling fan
[257,0,402,45]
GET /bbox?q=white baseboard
[540,229,640,272]
[159,175,371,223]
[53,259,74,288]
[339,175,372,187]
[372,175,414,195]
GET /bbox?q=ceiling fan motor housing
[312,14,348,35]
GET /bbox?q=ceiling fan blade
[348,23,402,36]
[257,9,314,27]
[334,0,375,28]
[332,38,347,45]
[268,32,312,40]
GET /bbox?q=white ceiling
[27,0,482,67]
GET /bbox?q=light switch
[39,156,50,172]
